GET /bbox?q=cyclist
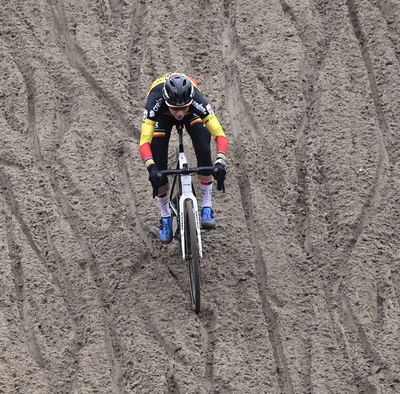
[139,72,228,244]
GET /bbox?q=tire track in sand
[326,0,393,383]
[9,30,126,391]
[346,0,390,246]
[286,0,392,387]
[46,161,126,393]
[126,0,149,102]
[0,170,45,369]
[51,0,133,135]
[221,2,294,393]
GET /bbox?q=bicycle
[157,124,218,313]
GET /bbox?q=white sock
[200,180,213,208]
[158,193,171,217]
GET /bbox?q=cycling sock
[200,180,213,208]
[158,193,171,217]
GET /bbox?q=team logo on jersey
[152,98,163,113]
[142,109,148,122]
[192,101,206,114]
[150,110,155,118]
[206,104,214,115]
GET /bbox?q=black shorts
[151,113,213,186]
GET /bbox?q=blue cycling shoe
[201,207,216,229]
[159,216,173,244]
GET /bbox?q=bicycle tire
[184,199,201,313]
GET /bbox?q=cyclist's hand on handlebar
[213,158,226,192]
[147,164,160,198]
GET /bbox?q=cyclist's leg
[184,116,216,229]
[184,116,213,168]
[151,117,174,242]
[151,119,172,193]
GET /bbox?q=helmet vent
[162,74,194,107]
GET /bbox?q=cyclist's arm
[140,80,166,167]
[203,114,228,160]
[139,118,156,167]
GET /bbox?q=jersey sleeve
[139,83,164,167]
[139,114,156,167]
[203,114,228,160]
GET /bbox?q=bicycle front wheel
[184,199,201,313]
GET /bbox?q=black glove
[148,164,160,198]
[213,158,226,192]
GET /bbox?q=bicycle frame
[180,157,202,260]
[157,124,217,313]
[169,128,203,259]
[159,124,215,260]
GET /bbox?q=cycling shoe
[159,216,173,244]
[201,207,216,229]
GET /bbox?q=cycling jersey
[139,73,228,168]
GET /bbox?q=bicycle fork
[178,154,203,260]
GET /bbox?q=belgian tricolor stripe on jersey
[190,118,203,127]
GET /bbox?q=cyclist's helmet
[162,74,194,107]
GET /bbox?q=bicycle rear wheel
[184,199,201,313]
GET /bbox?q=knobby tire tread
[184,199,201,313]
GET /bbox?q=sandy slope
[1,0,400,392]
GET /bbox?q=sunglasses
[168,105,190,111]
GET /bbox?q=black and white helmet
[162,74,194,107]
